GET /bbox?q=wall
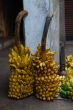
[23,0,60,63]
[46,0,60,63]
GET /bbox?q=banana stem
[41,15,53,52]
[15,10,28,49]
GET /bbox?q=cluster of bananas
[65,55,73,78]
[60,78,73,100]
[8,44,34,99]
[32,45,61,101]
[66,55,73,68]
[60,55,73,100]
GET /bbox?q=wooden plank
[59,0,65,72]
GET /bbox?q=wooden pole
[59,0,65,74]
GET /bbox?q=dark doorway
[4,0,24,42]
[65,0,73,41]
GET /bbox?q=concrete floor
[0,46,73,110]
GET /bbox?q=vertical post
[59,0,65,73]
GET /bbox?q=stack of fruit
[8,44,34,99]
[60,55,73,100]
[65,55,73,79]
[32,45,61,101]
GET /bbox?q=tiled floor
[0,45,73,110]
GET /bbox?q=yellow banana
[23,54,30,65]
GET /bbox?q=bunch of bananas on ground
[31,45,61,101]
[8,44,34,99]
[65,55,73,79]
[60,55,73,100]
[66,55,73,68]
[60,77,73,100]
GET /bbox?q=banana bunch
[32,45,61,101]
[65,55,73,78]
[66,55,73,68]
[60,55,73,100]
[60,78,73,100]
[8,44,34,99]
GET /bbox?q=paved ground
[0,46,73,110]
[65,42,73,55]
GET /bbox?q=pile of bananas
[8,44,34,99]
[65,55,73,79]
[32,45,61,101]
[66,55,73,68]
[60,77,73,100]
[60,55,73,100]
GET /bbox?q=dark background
[4,0,24,42]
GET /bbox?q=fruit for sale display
[8,45,34,99]
[31,15,61,101]
[32,45,61,101]
[65,55,73,78]
[66,55,73,68]
[60,55,73,100]
[8,10,34,99]
[60,78,73,100]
